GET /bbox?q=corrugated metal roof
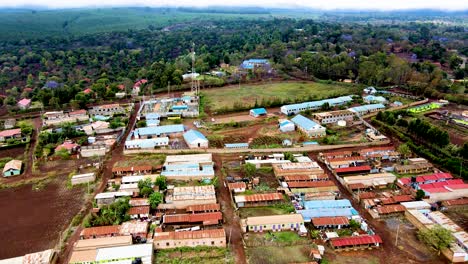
[154,228,225,241]
[80,225,121,237]
[183,129,208,144]
[245,214,304,226]
[297,208,358,221]
[95,244,153,262]
[119,221,148,235]
[135,124,184,136]
[287,181,335,188]
[291,115,323,131]
[225,143,249,148]
[234,193,284,203]
[376,204,406,214]
[163,212,222,224]
[348,104,385,113]
[186,203,220,212]
[0,128,21,137]
[312,216,349,227]
[335,166,371,174]
[442,198,468,207]
[112,165,152,172]
[128,206,150,215]
[250,108,267,115]
[303,199,352,210]
[74,236,133,251]
[330,235,382,247]
[227,182,247,190]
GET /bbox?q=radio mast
[191,43,199,95]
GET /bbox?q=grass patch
[246,245,314,264]
[156,246,233,264]
[265,231,303,244]
[116,153,166,167]
[204,81,360,112]
[238,204,295,218]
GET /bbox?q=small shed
[3,159,22,177]
[279,119,295,132]
[71,172,96,185]
[183,129,208,149]
[250,108,267,117]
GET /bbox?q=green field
[408,103,441,113]
[238,204,294,218]
[203,81,360,112]
[246,245,313,264]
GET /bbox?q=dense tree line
[407,118,450,147]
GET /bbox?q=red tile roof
[322,151,353,158]
[445,184,468,190]
[55,142,79,151]
[391,195,413,203]
[128,206,150,215]
[335,166,371,174]
[69,109,87,116]
[376,204,406,215]
[227,182,246,190]
[442,198,468,207]
[80,225,121,237]
[312,216,349,227]
[0,128,21,137]
[358,192,376,199]
[154,228,225,241]
[186,204,220,213]
[330,235,382,247]
[163,212,222,225]
[422,187,449,193]
[287,181,336,188]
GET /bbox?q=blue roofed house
[291,115,326,138]
[3,159,22,177]
[161,154,215,181]
[250,108,267,118]
[279,119,295,132]
[145,113,160,127]
[183,129,208,149]
[297,208,359,222]
[240,59,269,70]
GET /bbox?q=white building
[279,119,295,132]
[291,114,326,138]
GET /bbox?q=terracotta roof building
[241,214,305,233]
[163,212,222,226]
[312,216,349,228]
[234,193,284,208]
[329,235,382,251]
[154,229,226,249]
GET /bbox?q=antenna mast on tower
[191,43,199,95]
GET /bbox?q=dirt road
[213,154,247,264]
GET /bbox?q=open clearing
[0,175,85,259]
[203,81,359,112]
[246,244,313,264]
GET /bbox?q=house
[241,214,305,233]
[374,204,406,218]
[273,161,324,177]
[80,225,122,239]
[280,96,353,115]
[145,113,160,127]
[186,204,220,213]
[313,110,355,125]
[165,185,217,209]
[130,198,150,207]
[69,244,153,264]
[55,141,79,154]
[394,163,433,174]
[291,115,326,138]
[134,125,185,139]
[441,198,468,209]
[183,129,208,149]
[72,236,133,252]
[3,118,16,129]
[0,128,22,142]
[119,221,149,238]
[335,166,372,176]
[128,206,150,219]
[125,137,169,150]
[94,191,132,207]
[88,104,125,116]
[3,159,22,177]
[297,208,359,222]
[363,86,377,94]
[112,165,152,176]
[278,119,295,132]
[234,193,284,208]
[227,182,247,193]
[329,235,382,251]
[363,95,387,104]
[162,212,222,226]
[161,154,214,180]
[17,98,31,109]
[250,108,267,117]
[71,173,95,185]
[240,59,270,70]
[348,104,385,116]
[154,229,226,249]
[343,173,396,189]
[303,199,352,210]
[312,216,349,229]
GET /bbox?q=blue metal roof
[93,115,110,121]
[146,119,160,126]
[172,105,188,110]
[281,96,353,112]
[241,59,269,69]
[145,113,160,120]
[279,120,294,127]
[225,143,249,148]
[291,115,322,131]
[250,108,267,115]
[297,208,359,221]
[303,141,319,145]
[161,164,214,177]
[183,129,208,144]
[348,104,385,113]
[364,95,387,102]
[135,125,184,137]
[303,199,352,210]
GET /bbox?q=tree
[398,143,412,159]
[136,120,146,128]
[149,192,163,209]
[138,178,154,197]
[416,189,426,201]
[417,225,454,255]
[18,121,33,135]
[154,176,167,191]
[243,163,257,178]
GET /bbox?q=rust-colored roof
[348,183,366,190]
[391,195,413,203]
[235,193,284,203]
[129,198,149,207]
[358,192,376,199]
[69,109,87,116]
[327,156,366,162]
[287,181,335,188]
[335,166,371,174]
[376,204,406,215]
[227,182,246,190]
[442,198,468,207]
[186,203,220,212]
[312,216,349,227]
[80,225,121,237]
[330,235,382,247]
[163,212,222,224]
[128,206,150,215]
[112,165,152,172]
[284,174,328,181]
[154,228,226,241]
[0,128,21,137]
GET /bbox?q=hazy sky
[0,0,467,11]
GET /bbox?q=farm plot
[203,81,359,113]
[0,175,85,259]
[156,247,234,264]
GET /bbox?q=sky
[0,0,467,11]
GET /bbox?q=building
[94,191,132,207]
[329,235,382,251]
[154,229,226,249]
[441,198,468,209]
[80,225,122,239]
[363,95,387,104]
[303,200,352,210]
[71,173,96,185]
[373,204,406,218]
[125,137,169,150]
[313,110,354,125]
[43,110,89,126]
[0,249,57,264]
[161,154,214,180]
[128,206,150,219]
[227,182,247,193]
[183,129,208,149]
[245,153,291,168]
[3,159,22,177]
[55,141,79,154]
[342,173,396,189]
[234,193,284,208]
[134,125,185,139]
[250,108,267,117]
[88,104,125,116]
[240,59,269,70]
[325,157,367,169]
[348,104,385,116]
[163,212,222,226]
[112,165,152,176]
[280,96,353,115]
[0,128,22,142]
[80,144,107,157]
[186,204,220,213]
[297,208,359,222]
[90,244,153,264]
[17,98,31,109]
[311,216,349,229]
[278,119,295,132]
[241,214,305,233]
[291,115,326,138]
[335,166,372,176]
[72,236,133,252]
[165,185,217,209]
[395,163,434,174]
[273,162,324,177]
[3,118,16,129]
[119,221,149,238]
[224,143,249,149]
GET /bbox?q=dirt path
[58,102,140,264]
[311,153,446,264]
[213,154,247,264]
